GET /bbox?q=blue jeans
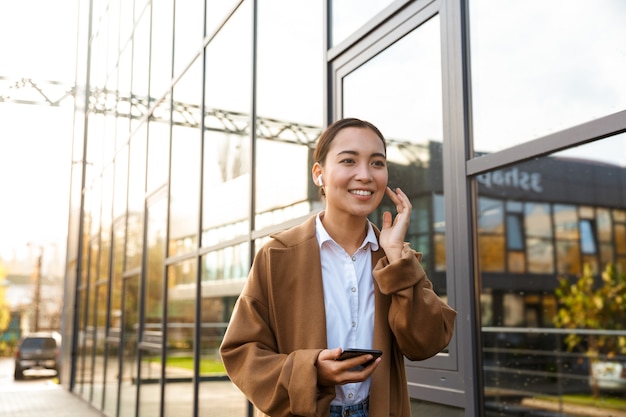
[329,398,369,417]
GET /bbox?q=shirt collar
[315,212,379,251]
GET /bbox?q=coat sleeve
[373,243,457,361]
[219,246,335,417]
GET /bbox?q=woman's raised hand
[379,187,412,263]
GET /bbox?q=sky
[0,0,79,272]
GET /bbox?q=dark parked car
[14,332,61,380]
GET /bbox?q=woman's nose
[355,164,373,181]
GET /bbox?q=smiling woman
[220,118,456,417]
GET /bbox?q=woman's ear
[312,163,323,186]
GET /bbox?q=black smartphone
[336,348,383,369]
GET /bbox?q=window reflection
[343,16,447,293]
[255,0,323,229]
[470,1,626,152]
[119,275,139,417]
[164,260,196,417]
[331,0,395,47]
[202,3,252,245]
[478,133,626,412]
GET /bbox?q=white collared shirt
[315,214,378,406]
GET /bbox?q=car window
[21,337,57,349]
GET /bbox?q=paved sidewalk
[0,382,105,417]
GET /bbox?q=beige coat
[220,215,456,417]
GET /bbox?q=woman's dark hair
[313,118,386,166]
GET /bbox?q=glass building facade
[62,0,626,416]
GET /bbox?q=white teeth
[351,190,372,196]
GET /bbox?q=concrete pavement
[0,382,105,417]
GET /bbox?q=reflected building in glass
[61,1,626,416]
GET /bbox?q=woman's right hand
[315,348,381,386]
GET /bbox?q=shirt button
[348,393,354,399]
[351,255,356,261]
[351,287,356,292]
[352,322,356,327]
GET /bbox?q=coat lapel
[266,217,328,351]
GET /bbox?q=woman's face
[315,126,388,219]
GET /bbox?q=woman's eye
[340,158,355,164]
[372,160,386,167]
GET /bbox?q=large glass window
[138,196,167,417]
[164,259,196,417]
[104,219,125,417]
[331,0,395,47]
[198,244,249,417]
[342,15,446,295]
[469,1,626,153]
[119,275,140,417]
[131,5,150,131]
[146,102,171,194]
[173,0,203,78]
[255,0,323,228]
[478,133,626,415]
[169,58,203,257]
[150,0,174,100]
[201,2,252,246]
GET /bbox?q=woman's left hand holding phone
[315,347,381,386]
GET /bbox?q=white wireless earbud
[317,174,323,186]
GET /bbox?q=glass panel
[255,0,323,228]
[144,197,167,333]
[506,215,524,250]
[104,220,125,416]
[119,276,140,417]
[342,16,448,295]
[508,251,525,274]
[81,240,99,402]
[128,127,147,215]
[164,259,196,417]
[469,1,626,153]
[580,219,597,255]
[525,203,553,239]
[597,208,612,243]
[150,0,174,100]
[75,288,88,397]
[147,101,171,194]
[478,133,626,415]
[202,2,252,246]
[199,247,249,417]
[555,240,581,275]
[205,1,241,36]
[478,198,504,234]
[173,0,203,77]
[126,129,146,270]
[554,205,578,240]
[113,145,129,217]
[119,0,133,47]
[139,198,167,416]
[92,284,108,409]
[131,6,150,130]
[169,58,202,257]
[616,223,626,256]
[331,0,395,47]
[478,197,506,273]
[257,0,323,123]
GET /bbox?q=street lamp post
[28,243,44,332]
[33,249,42,332]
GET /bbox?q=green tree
[554,263,626,398]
